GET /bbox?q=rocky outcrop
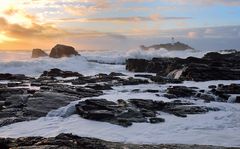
[0,69,151,127]
[141,41,194,51]
[0,133,235,149]
[31,49,48,58]
[49,44,79,58]
[75,98,218,127]
[126,51,240,81]
[41,68,83,78]
[0,73,29,81]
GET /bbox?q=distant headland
[140,41,194,51]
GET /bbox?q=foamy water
[0,48,209,76]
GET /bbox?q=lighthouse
[171,37,175,45]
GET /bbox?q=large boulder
[31,49,48,58]
[49,44,79,58]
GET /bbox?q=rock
[76,99,148,127]
[31,49,48,58]
[128,99,156,110]
[0,133,233,149]
[134,74,153,78]
[167,86,196,97]
[109,72,126,77]
[41,68,83,78]
[235,96,240,103]
[164,105,213,117]
[126,59,149,72]
[0,76,104,127]
[0,73,28,81]
[76,98,216,126]
[180,63,240,81]
[126,51,240,81]
[85,84,113,90]
[208,85,217,89]
[149,117,165,123]
[150,76,182,84]
[163,94,177,99]
[197,93,215,102]
[49,44,79,58]
[143,89,159,93]
[84,110,115,120]
[216,84,240,94]
[121,77,149,85]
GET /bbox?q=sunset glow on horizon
[0,0,240,50]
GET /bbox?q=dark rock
[76,98,215,126]
[167,86,196,97]
[143,89,159,93]
[31,49,48,58]
[150,76,182,84]
[109,72,126,77]
[235,96,240,103]
[84,110,115,120]
[0,133,232,149]
[216,84,240,94]
[126,59,149,72]
[134,74,153,78]
[0,73,28,81]
[149,117,165,123]
[163,94,177,99]
[208,85,217,89]
[86,84,113,90]
[49,44,79,58]
[7,82,22,87]
[41,68,83,78]
[121,77,149,85]
[128,99,155,110]
[140,109,156,117]
[197,93,215,102]
[164,105,211,117]
[126,51,240,81]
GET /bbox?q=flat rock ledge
[75,98,219,127]
[0,133,237,149]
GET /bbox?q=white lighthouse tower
[171,37,175,45]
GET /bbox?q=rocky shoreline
[0,50,240,148]
[126,51,240,81]
[0,133,238,149]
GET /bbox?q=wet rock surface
[49,44,80,58]
[0,133,235,149]
[126,51,240,81]
[0,69,151,127]
[75,98,218,127]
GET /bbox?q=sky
[0,0,240,51]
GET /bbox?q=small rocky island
[31,44,80,58]
[141,41,194,51]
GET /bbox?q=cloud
[53,15,191,23]
[187,31,198,38]
[0,17,66,39]
[64,0,111,16]
[164,0,240,6]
